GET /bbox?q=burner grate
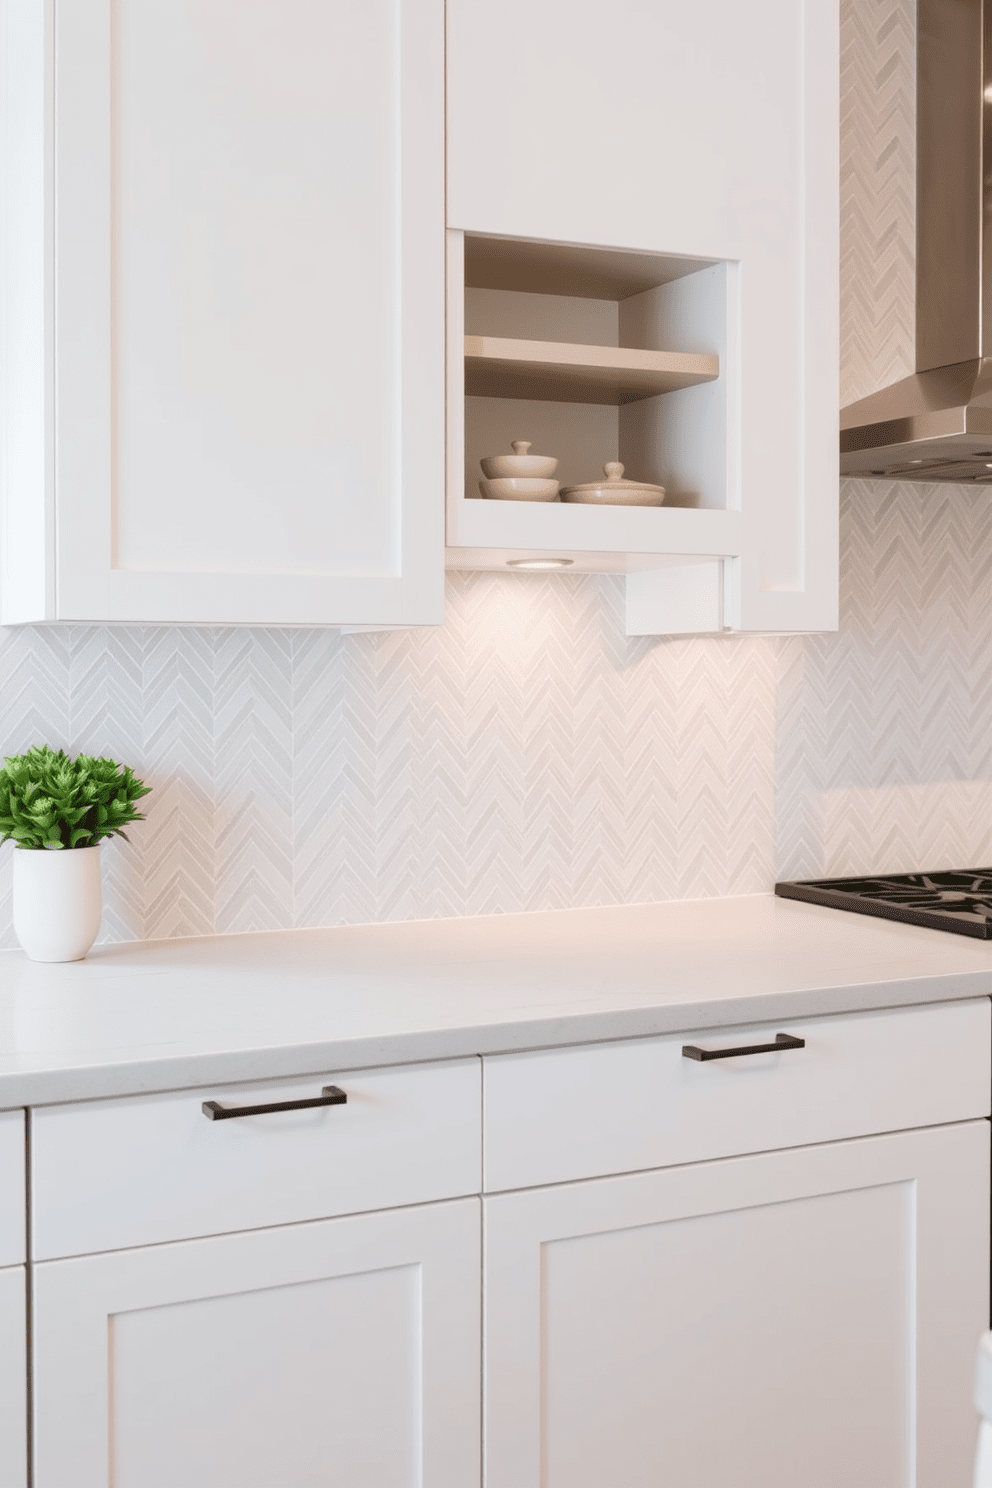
[774,870,992,937]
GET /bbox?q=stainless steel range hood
[839,0,992,481]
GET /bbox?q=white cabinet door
[2,0,444,627]
[447,0,838,634]
[0,1267,27,1488]
[33,1198,480,1488]
[485,1122,990,1488]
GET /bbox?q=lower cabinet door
[0,1266,27,1488]
[34,1198,480,1488]
[485,1121,990,1488]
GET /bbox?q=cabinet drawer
[0,1112,25,1268]
[32,1059,481,1260]
[483,999,991,1192]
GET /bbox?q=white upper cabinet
[446,0,839,634]
[1,0,445,626]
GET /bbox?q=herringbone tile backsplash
[2,0,986,947]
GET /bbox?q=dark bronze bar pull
[202,1085,347,1120]
[682,1032,805,1062]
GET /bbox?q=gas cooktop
[775,869,992,938]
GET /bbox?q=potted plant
[0,746,150,962]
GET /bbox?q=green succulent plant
[0,746,151,850]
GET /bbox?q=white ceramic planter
[12,845,102,962]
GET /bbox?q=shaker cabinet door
[33,1198,480,1488]
[485,1121,990,1488]
[2,0,444,626]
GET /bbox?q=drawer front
[0,1112,25,1268]
[483,999,991,1192]
[33,1059,481,1260]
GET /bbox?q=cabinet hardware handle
[201,1085,347,1120]
[681,1032,805,1062]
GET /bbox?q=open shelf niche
[445,232,741,631]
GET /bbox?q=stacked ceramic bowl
[479,441,559,501]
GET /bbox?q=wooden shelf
[464,336,720,406]
[463,234,715,300]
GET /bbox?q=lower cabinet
[32,1199,480,1488]
[484,1121,990,1488]
[0,1266,27,1488]
[21,1006,992,1485]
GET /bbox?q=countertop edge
[5,969,988,1109]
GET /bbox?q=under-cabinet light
[506,557,574,570]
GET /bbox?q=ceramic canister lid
[560,462,666,505]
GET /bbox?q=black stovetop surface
[775,869,992,938]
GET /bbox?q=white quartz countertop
[0,892,989,1106]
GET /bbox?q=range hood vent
[840,0,992,479]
